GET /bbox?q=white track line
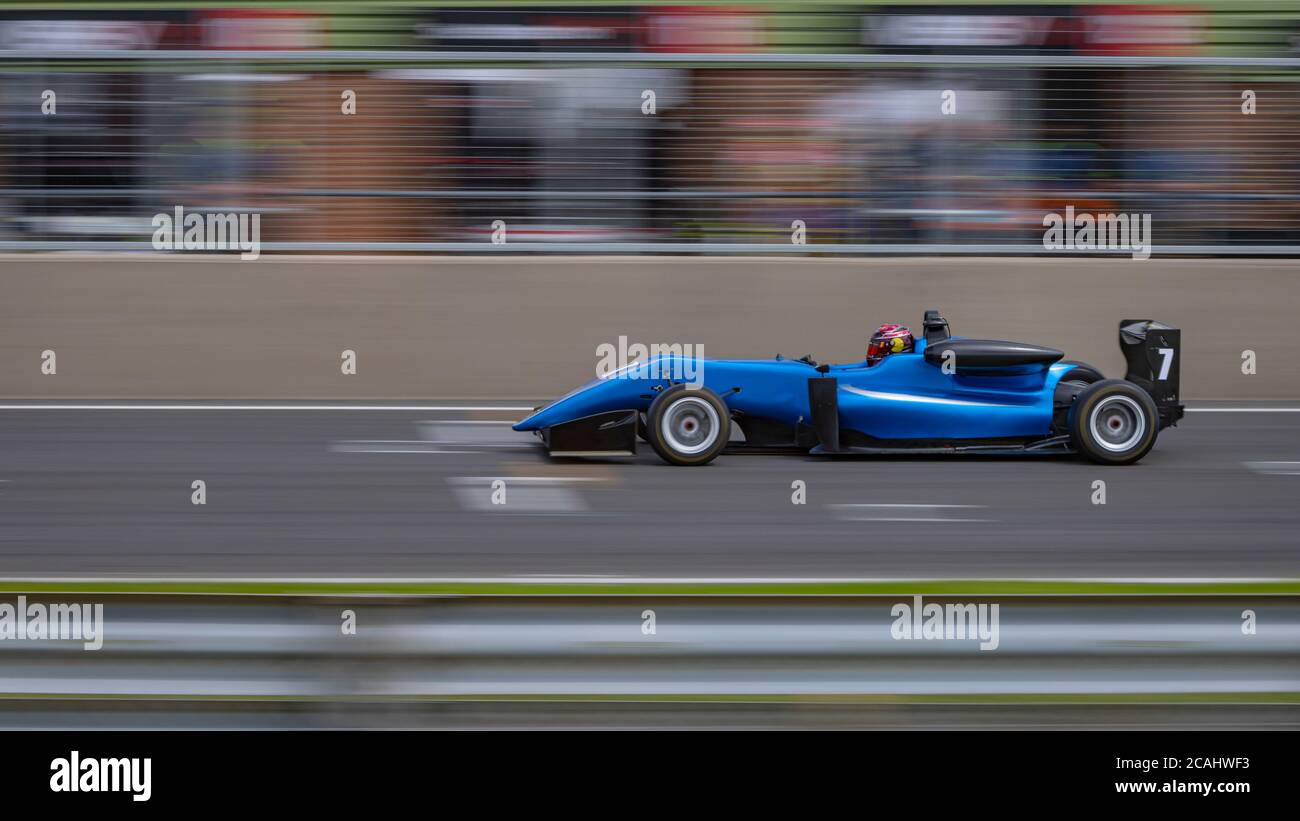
[332,446,476,454]
[331,441,484,454]
[0,575,1286,586]
[832,501,982,506]
[335,443,524,451]
[1243,461,1300,475]
[0,403,1293,412]
[840,518,991,522]
[829,503,991,523]
[0,404,533,411]
[1187,408,1300,412]
[448,476,606,484]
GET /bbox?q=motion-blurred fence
[3,4,1300,254]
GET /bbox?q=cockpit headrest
[922,310,950,345]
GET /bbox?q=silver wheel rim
[1088,395,1146,453]
[660,397,720,455]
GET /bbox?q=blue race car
[514,311,1182,467]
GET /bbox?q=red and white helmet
[867,323,914,365]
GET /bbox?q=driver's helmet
[867,323,914,366]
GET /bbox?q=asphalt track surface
[0,402,1296,579]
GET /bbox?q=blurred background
[1,0,1299,252]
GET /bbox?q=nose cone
[512,391,598,431]
[512,395,599,431]
[513,409,546,432]
[512,369,655,432]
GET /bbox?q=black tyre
[1068,379,1159,465]
[637,412,650,443]
[1058,360,1104,384]
[645,385,730,466]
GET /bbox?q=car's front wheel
[1068,379,1159,465]
[645,385,730,466]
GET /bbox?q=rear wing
[1119,319,1183,428]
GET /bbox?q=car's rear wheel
[1068,379,1158,465]
[645,385,730,466]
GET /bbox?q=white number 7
[1156,348,1175,381]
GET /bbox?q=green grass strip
[0,579,1298,596]
[2,692,1296,704]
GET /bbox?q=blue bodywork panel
[514,338,1075,444]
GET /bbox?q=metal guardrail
[1,595,1295,700]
